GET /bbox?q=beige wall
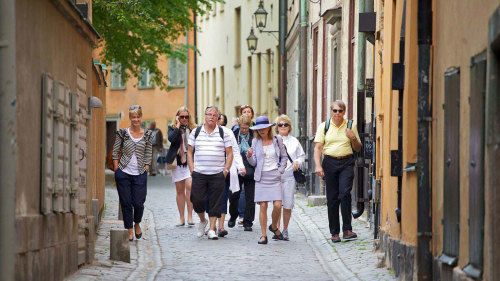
[432,0,500,272]
[14,0,99,279]
[196,0,280,125]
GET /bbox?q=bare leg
[185,177,194,223]
[175,180,186,224]
[128,228,133,240]
[209,216,217,231]
[219,213,226,231]
[283,208,292,230]
[259,202,268,237]
[197,212,206,222]
[271,200,282,235]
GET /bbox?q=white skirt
[171,165,191,183]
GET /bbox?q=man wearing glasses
[313,100,362,243]
[187,106,234,240]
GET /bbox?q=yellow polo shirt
[314,118,361,157]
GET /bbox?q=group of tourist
[111,100,361,244]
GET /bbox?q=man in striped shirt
[187,106,233,240]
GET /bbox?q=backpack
[324,119,354,136]
[193,125,226,159]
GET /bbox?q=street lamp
[254,0,268,32]
[246,27,258,54]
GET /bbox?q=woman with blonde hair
[113,105,153,241]
[166,106,197,226]
[274,114,305,240]
[246,116,288,244]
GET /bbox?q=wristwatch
[224,168,230,173]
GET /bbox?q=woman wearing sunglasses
[274,114,305,241]
[166,106,197,226]
[246,116,288,244]
[112,105,153,241]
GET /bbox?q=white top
[282,135,306,173]
[122,128,143,175]
[262,144,278,172]
[188,125,232,175]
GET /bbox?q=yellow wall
[105,30,196,140]
[432,0,500,271]
[375,0,419,246]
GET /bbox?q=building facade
[104,30,196,153]
[0,0,106,280]
[195,0,280,125]
[373,0,500,280]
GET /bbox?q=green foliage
[93,0,220,90]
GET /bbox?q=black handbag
[241,151,255,180]
[285,148,306,184]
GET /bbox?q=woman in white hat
[246,116,288,244]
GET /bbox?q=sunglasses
[129,105,142,110]
[179,115,189,120]
[332,109,344,113]
[278,123,290,127]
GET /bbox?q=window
[140,119,154,130]
[139,67,154,89]
[168,58,186,87]
[110,62,125,89]
[234,7,241,67]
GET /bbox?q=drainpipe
[194,14,198,121]
[417,0,433,279]
[279,0,287,114]
[299,0,307,149]
[0,0,16,279]
[185,28,189,108]
[352,0,374,219]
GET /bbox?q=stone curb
[293,196,360,281]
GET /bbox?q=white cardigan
[222,126,244,192]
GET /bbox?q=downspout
[279,0,287,114]
[299,0,308,149]
[352,0,374,219]
[185,28,189,108]
[0,0,16,279]
[194,14,198,121]
[417,0,433,279]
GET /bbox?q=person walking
[275,114,305,241]
[187,106,233,240]
[167,107,197,227]
[313,100,362,243]
[216,113,246,237]
[231,115,256,231]
[231,105,255,226]
[246,116,288,244]
[112,105,153,241]
[149,121,163,176]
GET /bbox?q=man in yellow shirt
[313,100,361,243]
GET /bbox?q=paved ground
[66,172,395,281]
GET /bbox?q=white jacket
[222,126,244,192]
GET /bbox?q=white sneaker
[197,220,208,238]
[207,230,218,240]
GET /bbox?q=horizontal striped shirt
[188,125,232,175]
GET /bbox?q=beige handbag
[166,157,177,170]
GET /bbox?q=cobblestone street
[67,173,395,281]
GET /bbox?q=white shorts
[282,175,296,209]
[171,165,191,183]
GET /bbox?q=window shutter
[41,74,55,215]
[70,92,80,212]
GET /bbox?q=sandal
[258,236,268,244]
[269,224,284,240]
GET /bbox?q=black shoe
[258,236,268,244]
[135,225,142,239]
[244,226,253,231]
[218,229,228,237]
[228,219,236,228]
[268,224,284,240]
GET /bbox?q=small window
[140,119,154,130]
[168,58,186,88]
[110,62,126,90]
[139,67,154,89]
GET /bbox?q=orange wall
[105,29,196,140]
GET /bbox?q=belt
[324,154,353,160]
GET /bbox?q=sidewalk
[65,184,162,281]
[292,194,395,281]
